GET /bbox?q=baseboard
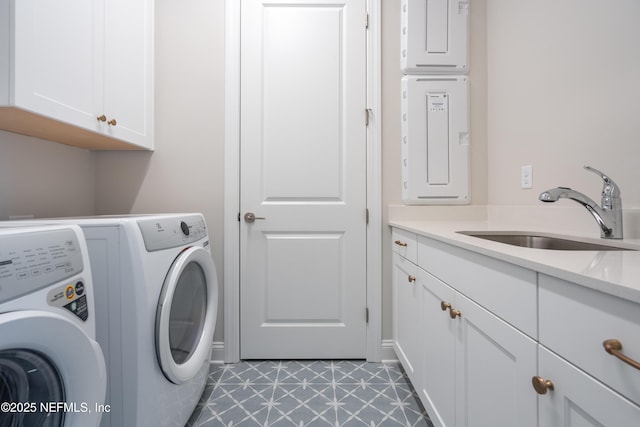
[209,341,225,364]
[380,339,398,363]
[209,340,398,364]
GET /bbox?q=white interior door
[240,0,367,359]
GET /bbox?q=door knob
[107,118,117,126]
[244,212,266,223]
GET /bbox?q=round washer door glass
[156,246,218,384]
[0,350,65,426]
[169,261,206,364]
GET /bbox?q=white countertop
[389,219,640,304]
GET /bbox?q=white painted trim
[210,341,226,364]
[223,0,382,362]
[223,0,241,363]
[366,0,382,362]
[380,340,399,363]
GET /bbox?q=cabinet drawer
[540,274,640,406]
[417,235,537,338]
[537,345,640,426]
[392,228,418,264]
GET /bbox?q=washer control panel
[0,228,84,304]
[137,214,208,252]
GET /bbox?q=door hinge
[366,208,369,225]
[365,13,369,29]
[365,108,372,126]
[366,307,369,323]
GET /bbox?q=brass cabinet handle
[603,339,640,371]
[407,275,416,283]
[96,114,107,122]
[107,118,117,126]
[449,308,462,319]
[532,376,554,395]
[394,240,408,247]
[440,301,461,318]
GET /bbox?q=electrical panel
[401,0,469,74]
[401,76,469,205]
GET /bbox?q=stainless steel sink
[456,231,636,251]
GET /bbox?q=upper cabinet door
[12,0,104,132]
[1,0,153,150]
[103,0,154,148]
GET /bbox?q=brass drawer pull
[440,301,461,318]
[449,308,462,319]
[603,339,640,371]
[96,114,107,122]
[407,275,416,283]
[394,240,408,247]
[532,376,554,395]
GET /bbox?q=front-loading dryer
[4,214,218,427]
[0,225,106,427]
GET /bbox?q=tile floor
[187,360,433,427]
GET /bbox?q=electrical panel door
[401,76,469,204]
[401,0,469,74]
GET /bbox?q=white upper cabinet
[401,0,469,74]
[0,0,154,150]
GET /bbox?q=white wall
[486,0,640,208]
[0,131,95,219]
[94,0,226,342]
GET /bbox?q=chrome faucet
[539,166,623,239]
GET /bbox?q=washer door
[156,246,218,384]
[0,311,106,427]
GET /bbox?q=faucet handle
[584,165,621,208]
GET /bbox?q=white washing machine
[0,225,106,427]
[5,214,218,427]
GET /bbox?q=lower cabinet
[392,252,420,387]
[419,269,456,427]
[392,227,640,427]
[419,268,537,427]
[536,346,640,426]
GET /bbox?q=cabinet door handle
[394,240,408,247]
[531,376,554,395]
[440,301,451,311]
[407,275,416,283]
[97,114,107,122]
[449,308,462,319]
[603,339,640,371]
[108,118,117,126]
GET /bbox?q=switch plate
[521,165,532,189]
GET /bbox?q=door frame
[223,0,381,363]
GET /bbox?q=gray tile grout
[189,361,432,427]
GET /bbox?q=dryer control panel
[137,215,208,252]
[0,228,84,304]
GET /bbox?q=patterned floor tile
[187,361,433,427]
